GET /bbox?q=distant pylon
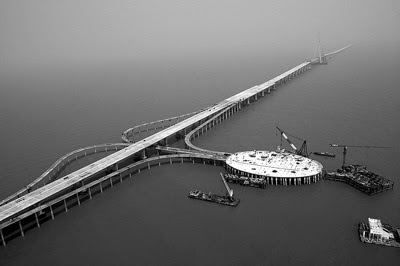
[313,33,323,63]
[312,33,327,65]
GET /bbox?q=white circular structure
[225,150,323,185]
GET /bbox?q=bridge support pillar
[267,88,271,94]
[50,205,55,219]
[19,220,24,237]
[76,193,81,205]
[254,94,258,101]
[35,212,40,228]
[261,90,265,96]
[1,229,6,246]
[246,98,250,105]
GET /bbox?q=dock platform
[324,165,394,195]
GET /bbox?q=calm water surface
[1,44,400,265]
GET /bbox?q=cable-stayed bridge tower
[311,33,328,65]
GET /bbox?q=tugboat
[313,151,335,157]
[358,218,400,248]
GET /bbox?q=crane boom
[330,144,393,149]
[329,143,395,169]
[276,126,297,151]
[220,173,233,198]
[276,126,308,157]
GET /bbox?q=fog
[1,0,399,73]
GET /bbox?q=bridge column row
[190,104,243,142]
[226,166,322,186]
[127,113,200,143]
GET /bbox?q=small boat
[313,151,335,157]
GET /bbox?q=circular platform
[225,150,323,185]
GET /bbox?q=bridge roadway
[0,61,311,226]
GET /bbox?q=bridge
[0,45,351,246]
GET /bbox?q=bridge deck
[0,61,311,224]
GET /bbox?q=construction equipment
[276,126,309,157]
[329,144,394,169]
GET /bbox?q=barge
[188,190,240,207]
[358,218,400,248]
[223,173,266,188]
[313,151,335,157]
[324,165,394,195]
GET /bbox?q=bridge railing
[0,143,131,207]
[185,104,236,156]
[0,153,226,243]
[121,110,205,143]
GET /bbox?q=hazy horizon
[1,1,399,74]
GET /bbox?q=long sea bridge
[0,45,351,246]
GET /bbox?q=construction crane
[329,144,394,169]
[276,126,309,157]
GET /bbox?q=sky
[1,0,399,73]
